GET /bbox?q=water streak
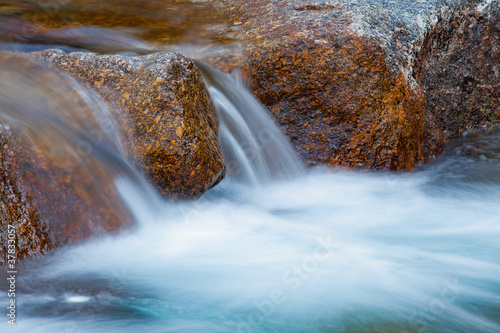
[2,155,499,332]
[194,61,305,184]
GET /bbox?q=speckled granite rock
[415,1,500,137]
[207,0,500,169]
[26,49,226,199]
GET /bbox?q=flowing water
[0,2,499,332]
[0,53,162,232]
[0,61,499,332]
[0,137,499,333]
[195,60,305,184]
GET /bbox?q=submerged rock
[26,49,226,199]
[206,0,500,169]
[0,50,225,264]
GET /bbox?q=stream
[0,1,499,332]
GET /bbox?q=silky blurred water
[1,131,499,333]
[195,61,305,184]
[0,2,499,332]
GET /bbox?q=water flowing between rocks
[0,1,499,331]
[0,56,499,333]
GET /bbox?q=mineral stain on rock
[208,0,500,170]
[26,49,226,199]
[294,3,341,11]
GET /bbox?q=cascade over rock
[0,53,132,264]
[26,49,226,199]
[0,50,226,264]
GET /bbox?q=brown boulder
[26,49,226,199]
[0,50,225,264]
[205,0,499,169]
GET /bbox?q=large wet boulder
[0,50,225,264]
[26,49,226,199]
[206,0,500,169]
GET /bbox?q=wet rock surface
[26,49,226,199]
[415,2,500,138]
[0,0,232,48]
[208,0,500,169]
[0,50,225,264]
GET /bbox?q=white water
[1,60,500,332]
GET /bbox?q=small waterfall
[194,61,305,184]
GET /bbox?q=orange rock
[0,50,225,264]
[206,0,499,170]
[26,49,226,199]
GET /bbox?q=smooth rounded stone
[25,49,226,199]
[204,0,499,170]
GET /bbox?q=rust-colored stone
[244,32,437,170]
[205,0,499,170]
[25,49,226,199]
[0,50,225,264]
